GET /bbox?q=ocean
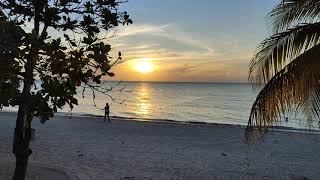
[3,82,319,129]
[70,82,319,129]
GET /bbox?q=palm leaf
[296,87,320,121]
[249,22,320,84]
[246,44,320,141]
[270,0,320,33]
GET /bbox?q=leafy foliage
[0,15,24,108]
[249,22,320,84]
[269,0,320,33]
[247,44,320,140]
[247,0,320,140]
[0,0,132,122]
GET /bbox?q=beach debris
[221,153,227,156]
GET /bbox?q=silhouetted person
[104,103,110,122]
[285,117,288,122]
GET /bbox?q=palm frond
[296,86,320,120]
[249,22,320,84]
[270,0,320,33]
[246,44,320,141]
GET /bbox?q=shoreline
[1,110,320,135]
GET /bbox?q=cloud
[165,64,197,74]
[156,25,211,52]
[108,23,253,82]
[116,24,170,37]
[115,23,212,53]
[114,42,161,51]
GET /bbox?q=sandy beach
[0,112,320,180]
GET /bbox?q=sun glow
[134,61,154,73]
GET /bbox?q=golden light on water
[134,61,154,74]
[136,83,152,117]
[137,102,151,116]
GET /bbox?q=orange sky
[104,0,278,83]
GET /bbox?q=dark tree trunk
[12,54,34,180]
[12,107,33,180]
[11,2,41,179]
[13,153,30,180]
[12,33,36,180]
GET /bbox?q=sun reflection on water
[135,83,152,118]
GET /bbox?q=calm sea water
[3,82,319,129]
[71,82,319,129]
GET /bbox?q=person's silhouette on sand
[104,103,110,122]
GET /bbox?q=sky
[108,0,279,83]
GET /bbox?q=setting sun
[1,1,318,180]
[134,61,154,73]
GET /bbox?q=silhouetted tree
[0,1,132,179]
[247,0,320,140]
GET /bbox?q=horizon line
[104,80,256,84]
